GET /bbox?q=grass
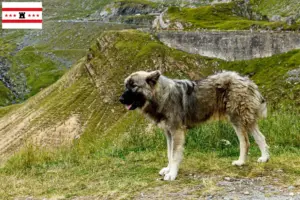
[0,108,300,199]
[0,82,13,107]
[166,2,300,30]
[40,0,112,20]
[0,104,21,118]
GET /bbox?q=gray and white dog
[119,70,269,181]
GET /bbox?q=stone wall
[157,31,300,61]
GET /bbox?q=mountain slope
[1,29,300,163]
[165,1,300,31]
[0,30,220,163]
[0,0,158,107]
[1,0,299,107]
[0,82,13,105]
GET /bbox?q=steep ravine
[157,31,300,61]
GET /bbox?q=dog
[119,70,269,181]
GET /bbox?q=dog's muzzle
[119,96,125,104]
[119,89,146,110]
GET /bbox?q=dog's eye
[128,79,138,88]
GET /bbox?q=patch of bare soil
[32,115,82,146]
[0,107,82,163]
[0,109,43,162]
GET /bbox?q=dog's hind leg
[164,129,185,181]
[232,125,249,166]
[159,130,171,176]
[250,124,270,163]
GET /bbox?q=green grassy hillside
[166,1,300,30]
[0,30,299,198]
[251,0,300,21]
[0,22,138,106]
[0,82,13,106]
[0,0,160,106]
[1,0,299,107]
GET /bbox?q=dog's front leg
[159,130,171,176]
[164,129,185,181]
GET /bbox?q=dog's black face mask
[119,88,146,110]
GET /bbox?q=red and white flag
[2,2,43,29]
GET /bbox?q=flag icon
[2,2,43,29]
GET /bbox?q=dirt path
[134,175,300,200]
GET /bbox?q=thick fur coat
[120,70,269,181]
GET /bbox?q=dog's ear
[146,70,161,87]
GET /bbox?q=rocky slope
[163,1,300,31]
[251,0,300,23]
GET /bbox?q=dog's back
[191,71,266,127]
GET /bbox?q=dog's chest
[142,102,166,124]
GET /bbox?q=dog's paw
[163,172,177,181]
[159,167,170,176]
[257,156,269,163]
[232,160,245,166]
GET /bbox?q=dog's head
[119,70,161,110]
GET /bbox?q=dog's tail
[259,97,267,118]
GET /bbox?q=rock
[288,186,295,190]
[175,22,184,30]
[286,68,300,84]
[224,177,231,181]
[90,1,163,24]
[221,139,231,146]
[218,181,231,186]
[259,186,264,191]
[157,31,300,61]
[270,15,281,22]
[243,191,250,195]
[158,9,170,29]
[286,16,296,25]
[289,192,294,196]
[276,26,283,31]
